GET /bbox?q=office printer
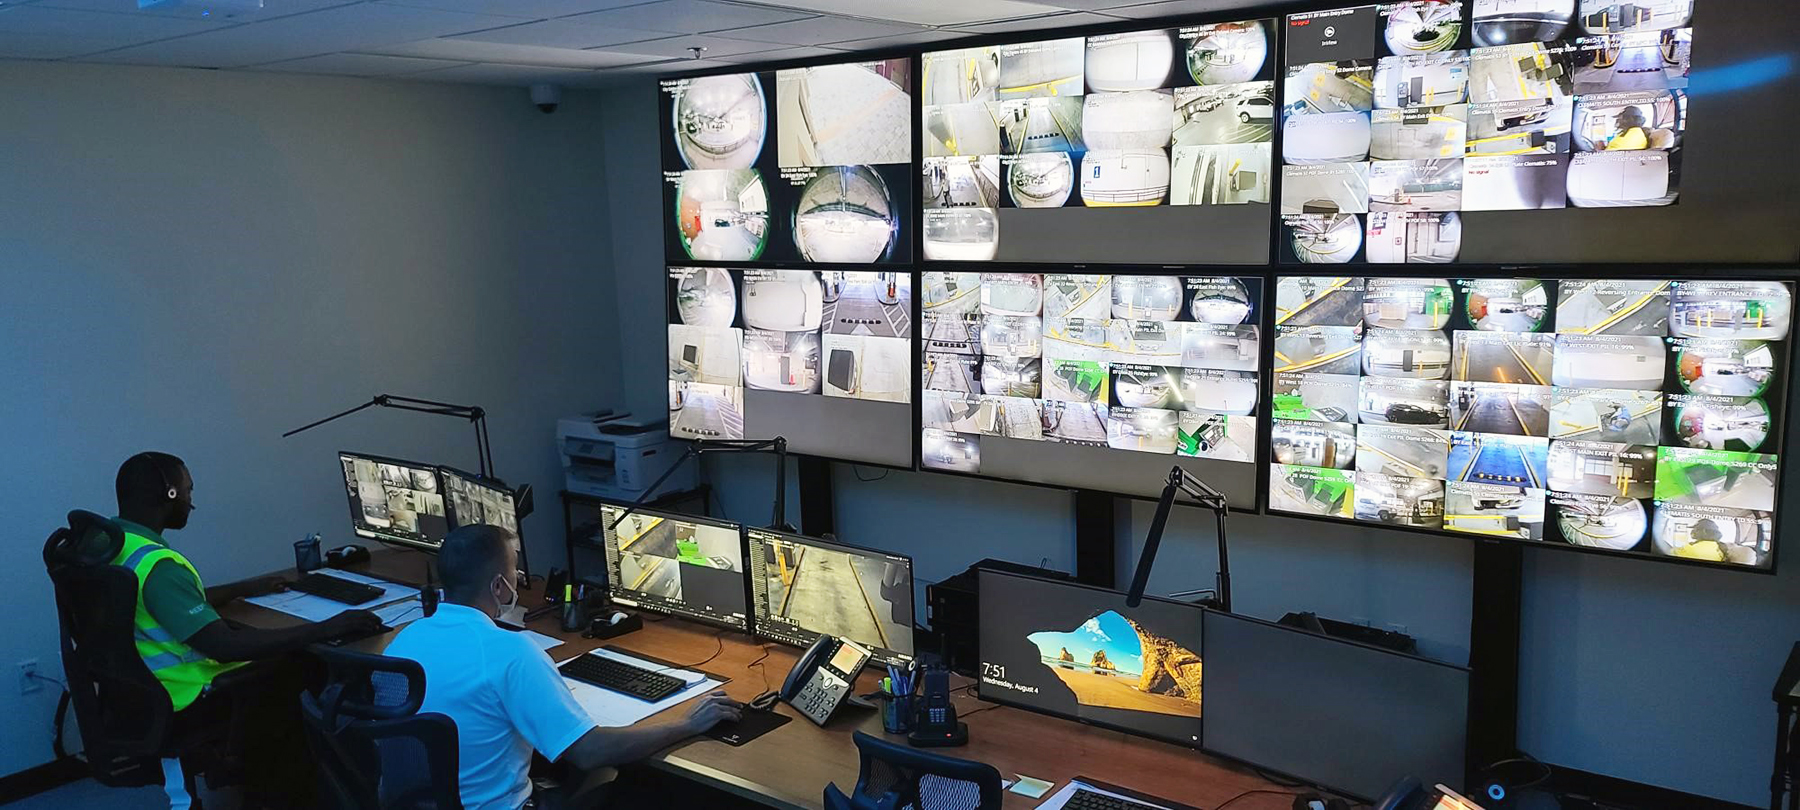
[557,414,696,500]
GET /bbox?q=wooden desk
[221,551,1292,810]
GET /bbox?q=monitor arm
[1125,466,1231,612]
[608,437,793,533]
[282,393,495,480]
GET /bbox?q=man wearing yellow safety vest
[108,452,383,806]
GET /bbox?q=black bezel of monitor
[1198,606,1471,803]
[744,527,916,666]
[437,464,518,530]
[914,264,1272,508]
[595,500,751,632]
[337,450,449,552]
[1260,267,1796,576]
[975,568,1206,749]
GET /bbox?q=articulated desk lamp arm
[606,437,794,533]
[1125,466,1230,612]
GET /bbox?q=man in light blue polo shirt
[386,525,739,810]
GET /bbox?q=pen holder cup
[881,694,916,735]
[293,537,322,575]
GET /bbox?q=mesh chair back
[827,731,1003,810]
[300,646,462,810]
[42,511,174,786]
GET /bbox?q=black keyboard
[558,654,685,702]
[286,573,384,605]
[1065,788,1163,810]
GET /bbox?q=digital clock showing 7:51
[981,663,1006,679]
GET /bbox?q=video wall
[919,20,1277,264]
[1267,275,1788,569]
[1280,0,1693,264]
[660,60,913,264]
[667,267,914,465]
[921,272,1263,504]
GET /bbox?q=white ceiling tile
[30,0,363,22]
[714,16,927,46]
[730,0,1067,26]
[249,51,470,74]
[1026,0,1153,8]
[0,4,224,39]
[376,0,645,15]
[369,37,657,67]
[710,44,844,64]
[82,3,526,67]
[0,30,141,59]
[602,56,730,74]
[590,32,776,58]
[562,0,812,35]
[450,19,670,48]
[1098,0,1265,20]
[953,10,1120,33]
[404,60,596,84]
[825,27,972,50]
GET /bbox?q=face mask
[494,574,519,620]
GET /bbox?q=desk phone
[780,634,871,726]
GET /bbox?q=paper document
[1036,781,1174,810]
[375,598,426,627]
[558,648,720,728]
[243,570,417,624]
[522,630,564,651]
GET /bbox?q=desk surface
[221,550,1293,810]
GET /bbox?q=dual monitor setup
[595,502,917,667]
[978,567,1467,801]
[338,451,519,551]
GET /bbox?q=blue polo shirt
[384,604,594,810]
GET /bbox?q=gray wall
[601,74,1798,805]
[0,61,619,779]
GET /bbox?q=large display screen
[919,271,1263,503]
[747,528,915,666]
[1267,275,1788,569]
[978,569,1205,747]
[919,20,1277,264]
[599,503,749,630]
[667,266,913,465]
[1280,0,1693,263]
[660,60,913,264]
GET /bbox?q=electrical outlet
[17,660,41,695]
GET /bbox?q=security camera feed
[662,63,912,264]
[668,267,912,464]
[340,453,447,549]
[921,22,1276,264]
[921,272,1262,499]
[1281,1,1693,263]
[978,570,1204,747]
[599,504,748,630]
[748,529,914,666]
[1265,275,1788,570]
[440,466,519,535]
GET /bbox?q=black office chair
[43,510,240,798]
[823,731,1004,810]
[299,645,462,810]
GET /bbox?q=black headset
[132,452,180,502]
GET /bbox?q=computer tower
[926,558,1073,677]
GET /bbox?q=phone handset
[780,634,870,726]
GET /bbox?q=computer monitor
[439,465,518,534]
[976,569,1204,748]
[1200,609,1469,801]
[339,452,449,551]
[598,503,748,631]
[746,528,915,666]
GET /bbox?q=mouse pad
[705,708,791,747]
